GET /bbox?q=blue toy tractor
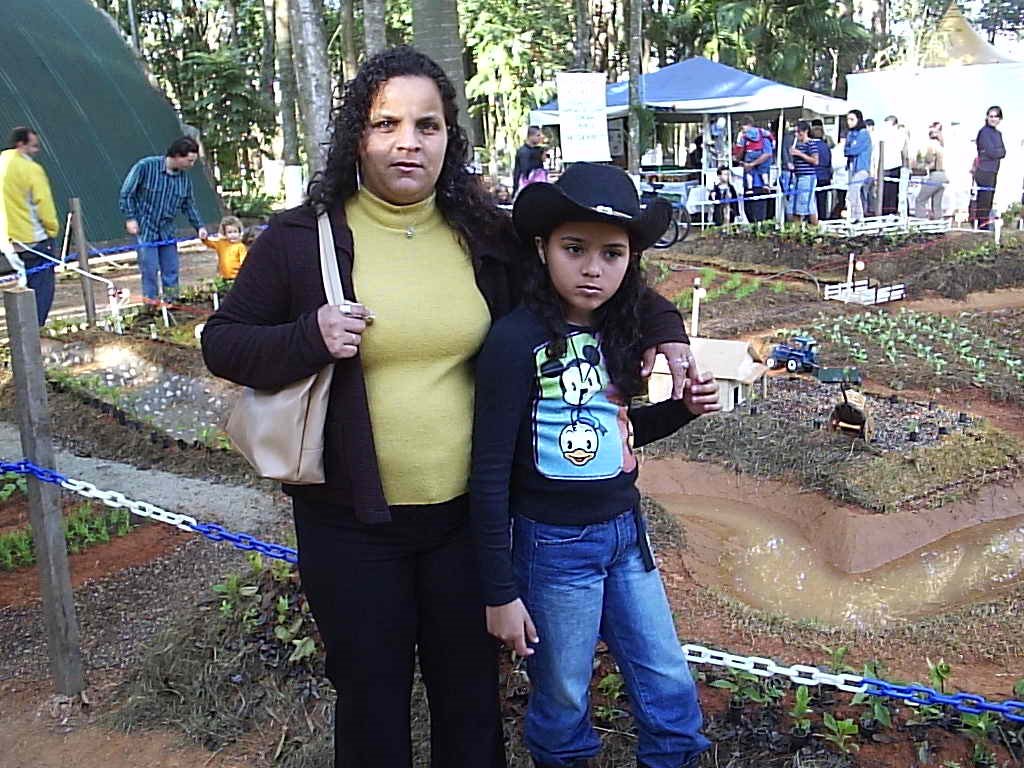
[765,335,819,373]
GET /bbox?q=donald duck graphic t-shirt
[470,305,697,605]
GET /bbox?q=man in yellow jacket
[0,127,59,324]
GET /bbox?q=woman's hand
[317,302,373,359]
[486,599,538,657]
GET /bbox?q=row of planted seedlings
[690,645,1024,767]
[45,367,234,453]
[781,309,1024,397]
[0,471,135,571]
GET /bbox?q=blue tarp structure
[0,0,221,243]
[534,57,847,123]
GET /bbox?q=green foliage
[788,685,813,732]
[928,657,952,694]
[0,472,28,502]
[710,669,784,706]
[820,712,859,754]
[819,643,853,675]
[594,671,627,721]
[463,0,572,172]
[1014,678,1024,698]
[127,0,276,191]
[0,501,135,571]
[228,192,275,220]
[648,0,871,91]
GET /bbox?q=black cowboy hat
[512,162,672,253]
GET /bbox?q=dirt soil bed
[649,262,854,338]
[0,523,188,608]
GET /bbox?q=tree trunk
[364,0,387,57]
[341,0,358,81]
[275,0,301,167]
[412,0,473,144]
[261,0,277,109]
[627,0,642,175]
[574,0,592,69]
[288,0,333,177]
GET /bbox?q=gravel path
[0,420,291,681]
[0,421,284,533]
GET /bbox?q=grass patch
[648,410,1022,512]
[847,422,1024,512]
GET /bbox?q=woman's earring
[355,162,363,188]
[535,238,546,264]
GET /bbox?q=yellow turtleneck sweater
[347,189,491,506]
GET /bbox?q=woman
[974,106,1005,230]
[843,110,872,223]
[914,122,947,220]
[201,46,703,768]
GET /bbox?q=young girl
[471,163,718,768]
[202,215,248,280]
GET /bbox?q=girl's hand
[317,301,373,359]
[486,599,539,657]
[683,364,722,416]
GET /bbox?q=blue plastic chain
[0,459,297,564]
[862,678,1024,724]
[2,458,1022,722]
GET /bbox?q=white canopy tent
[846,7,1022,217]
[530,57,848,127]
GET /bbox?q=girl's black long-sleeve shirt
[470,305,697,606]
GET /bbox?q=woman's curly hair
[524,238,646,399]
[307,46,507,256]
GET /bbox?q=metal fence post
[4,287,84,695]
[69,198,96,326]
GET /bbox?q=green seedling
[928,657,952,694]
[1013,678,1024,699]
[819,643,854,674]
[820,712,859,754]
[594,672,628,721]
[788,685,813,733]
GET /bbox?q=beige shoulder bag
[225,212,344,484]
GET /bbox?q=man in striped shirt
[785,120,820,226]
[119,136,207,301]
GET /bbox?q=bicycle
[640,181,691,249]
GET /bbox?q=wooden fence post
[69,198,96,326]
[4,287,84,695]
[874,141,885,218]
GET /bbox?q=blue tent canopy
[535,57,846,122]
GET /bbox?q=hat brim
[513,182,672,253]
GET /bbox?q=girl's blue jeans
[514,510,710,768]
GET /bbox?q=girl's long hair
[306,46,507,257]
[524,236,646,398]
[847,109,866,132]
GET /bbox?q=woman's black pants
[974,170,998,229]
[293,496,507,768]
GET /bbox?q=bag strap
[317,211,347,306]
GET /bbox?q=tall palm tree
[412,0,473,143]
[364,0,387,56]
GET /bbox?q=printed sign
[556,72,611,163]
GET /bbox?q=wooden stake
[69,199,96,326]
[4,287,84,695]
